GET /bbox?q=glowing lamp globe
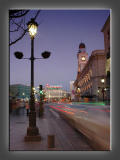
[27,18,38,38]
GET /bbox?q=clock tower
[77,43,88,73]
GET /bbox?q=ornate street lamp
[14,18,51,141]
[24,18,41,141]
[101,78,105,102]
[27,18,38,39]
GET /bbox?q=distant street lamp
[77,87,80,93]
[22,92,25,99]
[101,78,105,102]
[14,18,51,141]
[97,89,100,93]
[101,78,105,84]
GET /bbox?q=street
[47,102,110,150]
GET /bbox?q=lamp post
[14,18,51,141]
[77,87,80,102]
[101,78,105,102]
[101,78,105,84]
[24,18,41,141]
[22,92,25,100]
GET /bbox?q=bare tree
[9,10,40,46]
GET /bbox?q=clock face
[81,56,86,61]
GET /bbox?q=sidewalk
[9,105,93,151]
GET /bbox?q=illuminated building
[74,15,110,102]
[70,81,75,101]
[74,46,106,101]
[101,15,110,103]
[45,84,67,101]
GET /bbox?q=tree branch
[9,29,27,46]
[9,10,41,46]
[9,10,29,19]
[34,10,41,20]
[10,25,20,32]
[11,18,25,31]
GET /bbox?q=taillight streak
[49,106,74,115]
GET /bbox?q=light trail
[56,105,77,112]
[49,105,74,115]
[89,108,110,113]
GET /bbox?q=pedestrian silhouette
[25,101,29,116]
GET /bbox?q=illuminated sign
[46,85,62,90]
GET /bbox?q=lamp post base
[24,111,41,141]
[24,127,41,141]
[24,135,41,141]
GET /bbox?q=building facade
[101,15,110,102]
[10,84,31,100]
[70,81,75,100]
[44,84,67,102]
[74,48,106,101]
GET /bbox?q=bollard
[48,135,55,148]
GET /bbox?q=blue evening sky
[10,9,110,90]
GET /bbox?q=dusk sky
[10,9,110,90]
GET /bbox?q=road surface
[46,102,110,150]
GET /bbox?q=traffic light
[39,85,43,95]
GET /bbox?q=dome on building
[79,43,86,49]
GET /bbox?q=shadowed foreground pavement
[9,105,93,151]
